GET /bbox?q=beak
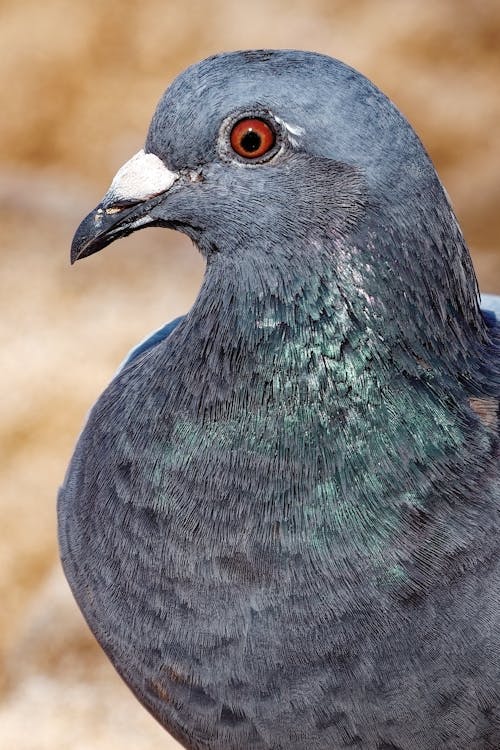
[71,149,179,263]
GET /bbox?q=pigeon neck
[185,248,488,399]
[155,257,498,589]
[176,249,497,477]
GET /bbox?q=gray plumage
[59,51,500,749]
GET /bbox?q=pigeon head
[72,50,446,257]
[71,50,488,384]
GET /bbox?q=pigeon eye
[230,118,276,159]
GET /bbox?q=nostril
[103,198,144,215]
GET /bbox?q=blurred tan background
[1,0,499,747]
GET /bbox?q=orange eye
[230,118,276,159]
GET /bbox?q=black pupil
[240,129,262,153]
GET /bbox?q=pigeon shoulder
[118,315,186,371]
[481,293,500,322]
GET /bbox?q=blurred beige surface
[1,1,499,747]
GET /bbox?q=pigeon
[59,50,500,750]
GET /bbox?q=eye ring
[230,118,276,159]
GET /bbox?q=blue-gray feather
[482,293,500,322]
[122,315,185,367]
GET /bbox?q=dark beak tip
[70,193,158,264]
[70,204,115,264]
[70,236,82,265]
